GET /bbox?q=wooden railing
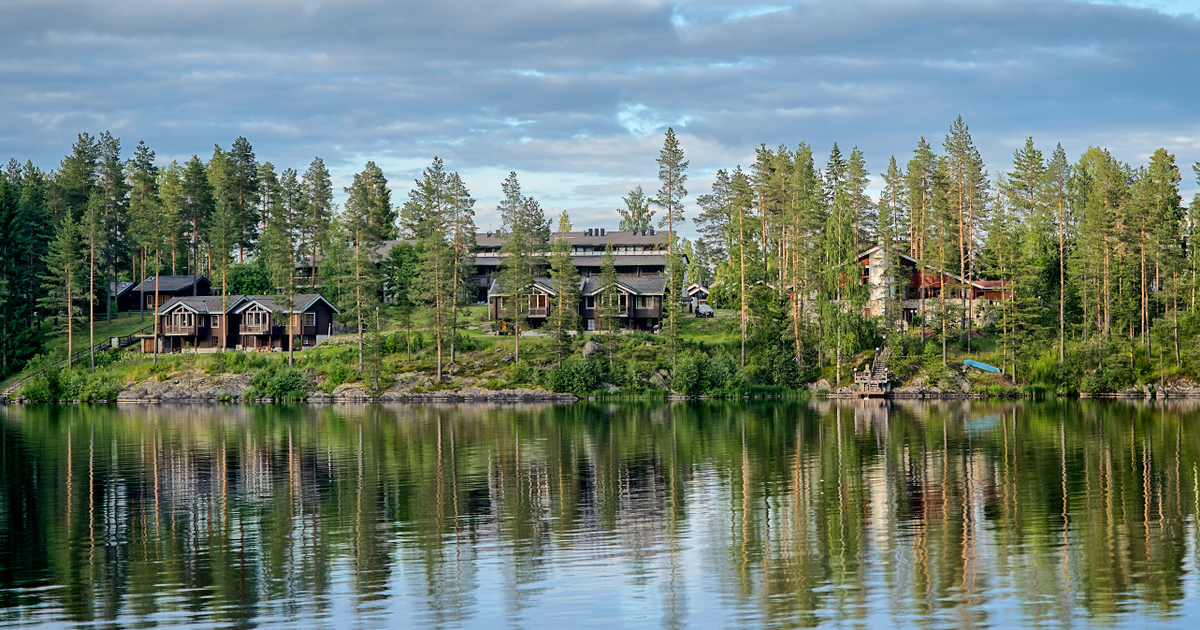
[240,323,271,334]
[164,324,196,335]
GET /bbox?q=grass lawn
[36,311,157,359]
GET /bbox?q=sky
[3,0,1200,237]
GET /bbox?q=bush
[251,364,311,401]
[507,360,541,386]
[546,357,604,396]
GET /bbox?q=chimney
[650,228,655,235]
[586,228,593,236]
[600,228,606,236]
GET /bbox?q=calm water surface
[2,400,1200,628]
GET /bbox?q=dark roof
[157,295,246,315]
[135,275,208,293]
[571,254,668,268]
[554,230,669,247]
[617,276,667,295]
[582,276,665,295]
[473,230,671,249]
[235,294,339,314]
[110,281,136,296]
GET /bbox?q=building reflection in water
[1,399,1199,628]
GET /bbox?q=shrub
[507,360,540,386]
[251,364,311,401]
[546,357,604,396]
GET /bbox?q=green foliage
[251,363,311,401]
[227,259,272,294]
[18,350,126,402]
[546,357,604,396]
[507,360,542,387]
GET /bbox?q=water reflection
[2,400,1200,628]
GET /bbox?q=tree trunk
[66,272,73,368]
[153,258,160,364]
[89,233,95,373]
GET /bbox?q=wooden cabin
[154,293,339,353]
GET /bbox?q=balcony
[240,323,272,335]
[163,324,197,336]
[528,308,548,317]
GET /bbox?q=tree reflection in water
[1,399,1199,628]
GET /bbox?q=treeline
[691,117,1199,390]
[0,133,450,379]
[5,120,1198,392]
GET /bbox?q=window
[305,312,316,326]
[212,315,219,329]
[586,318,595,331]
[585,296,595,308]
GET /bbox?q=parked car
[696,304,714,318]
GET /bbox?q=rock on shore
[114,369,575,404]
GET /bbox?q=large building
[483,229,678,331]
[854,245,1012,326]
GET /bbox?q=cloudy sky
[3,0,1200,235]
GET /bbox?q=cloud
[2,0,1200,236]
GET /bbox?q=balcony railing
[163,324,197,336]
[240,323,272,334]
[528,308,548,317]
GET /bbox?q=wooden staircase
[853,345,892,396]
[1,323,154,403]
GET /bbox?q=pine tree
[1146,148,1183,365]
[207,148,240,339]
[344,162,392,370]
[262,166,303,365]
[301,157,334,288]
[381,241,420,361]
[127,141,160,322]
[228,137,260,263]
[1003,138,1051,379]
[58,133,99,222]
[447,172,476,364]
[652,128,688,369]
[878,156,907,331]
[943,117,988,349]
[598,242,621,370]
[1045,144,1071,363]
[97,132,128,326]
[406,157,455,381]
[497,172,550,364]
[547,211,580,366]
[182,155,215,286]
[41,213,82,366]
[82,192,103,371]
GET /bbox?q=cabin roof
[157,295,247,316]
[109,281,137,297]
[234,294,339,315]
[135,275,209,293]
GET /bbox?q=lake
[2,400,1200,628]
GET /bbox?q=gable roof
[110,281,136,297]
[157,295,246,316]
[135,275,209,293]
[234,294,340,315]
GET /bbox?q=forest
[1,118,1197,395]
